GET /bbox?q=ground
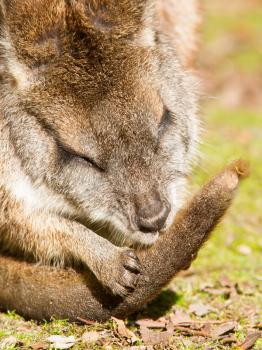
[0,0,261,349]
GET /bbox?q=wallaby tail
[0,160,249,321]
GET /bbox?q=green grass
[171,100,262,347]
[174,2,262,345]
[191,103,262,286]
[202,3,262,73]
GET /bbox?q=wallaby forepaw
[99,248,142,298]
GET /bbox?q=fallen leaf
[203,287,230,297]
[17,326,34,332]
[0,336,18,349]
[81,331,101,344]
[112,317,137,339]
[31,342,48,350]
[170,309,192,325]
[136,319,167,328]
[237,332,261,350]
[47,335,76,349]
[211,322,237,338]
[237,245,252,256]
[202,323,213,334]
[189,302,211,317]
[140,324,173,346]
[219,275,238,297]
[173,325,211,338]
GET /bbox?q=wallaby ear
[0,0,155,74]
[0,0,66,67]
[1,0,155,57]
[70,0,156,39]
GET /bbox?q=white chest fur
[7,168,77,218]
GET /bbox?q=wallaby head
[0,0,199,247]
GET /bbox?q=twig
[173,325,211,338]
[76,317,96,325]
[173,320,232,325]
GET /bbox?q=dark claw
[124,260,141,274]
[124,265,139,274]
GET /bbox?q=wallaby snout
[135,191,171,233]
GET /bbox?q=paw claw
[97,248,142,297]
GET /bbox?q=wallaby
[0,0,200,298]
[0,161,249,321]
[0,0,248,322]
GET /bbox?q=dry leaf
[17,326,34,332]
[0,336,18,349]
[81,331,101,344]
[170,309,192,325]
[31,343,48,350]
[189,302,210,317]
[47,335,76,349]
[112,317,136,339]
[237,332,261,350]
[219,275,238,298]
[211,322,237,338]
[136,319,167,328]
[140,324,173,346]
[237,245,252,256]
[203,287,230,297]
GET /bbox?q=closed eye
[25,108,106,172]
[57,142,106,172]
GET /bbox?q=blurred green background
[170,1,262,347]
[175,0,262,335]
[192,0,261,281]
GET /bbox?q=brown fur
[0,0,200,298]
[0,161,249,321]
[0,1,248,324]
[155,0,200,66]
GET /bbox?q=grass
[0,0,261,349]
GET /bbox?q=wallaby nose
[135,191,171,233]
